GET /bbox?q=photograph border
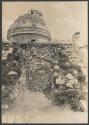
[0,0,88,124]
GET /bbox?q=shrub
[44,84,85,112]
[52,87,84,111]
[2,49,22,112]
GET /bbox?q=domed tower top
[7,9,51,45]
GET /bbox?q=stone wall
[16,42,84,91]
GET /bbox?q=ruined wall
[15,42,82,91]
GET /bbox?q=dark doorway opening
[31,39,36,42]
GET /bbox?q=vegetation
[2,42,86,112]
[2,45,22,111]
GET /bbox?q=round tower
[7,9,51,45]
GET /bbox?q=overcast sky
[2,1,88,46]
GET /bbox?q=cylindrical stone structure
[7,9,51,45]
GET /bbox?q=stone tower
[7,9,51,45]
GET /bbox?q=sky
[2,1,88,46]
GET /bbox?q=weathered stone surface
[7,10,51,44]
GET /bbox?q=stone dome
[7,9,51,44]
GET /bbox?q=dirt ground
[2,86,88,123]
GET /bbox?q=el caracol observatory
[7,9,51,45]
